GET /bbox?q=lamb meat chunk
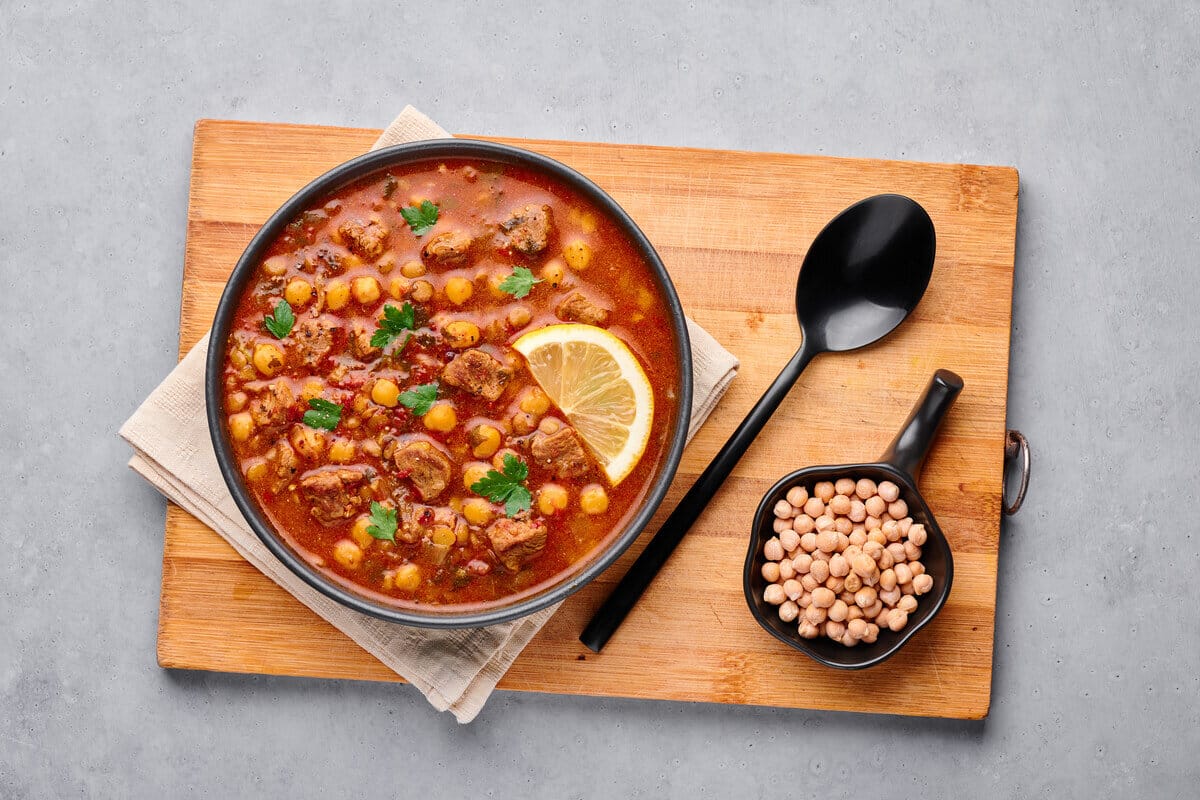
[421,230,472,264]
[299,467,367,524]
[529,426,591,479]
[268,440,299,492]
[293,316,336,366]
[338,218,389,261]
[249,380,294,434]
[442,349,512,402]
[348,320,381,363]
[393,441,453,501]
[498,204,553,255]
[555,292,610,327]
[486,517,548,571]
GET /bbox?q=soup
[220,157,680,609]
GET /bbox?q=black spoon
[580,194,937,652]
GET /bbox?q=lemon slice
[512,324,654,486]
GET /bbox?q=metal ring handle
[1003,429,1030,515]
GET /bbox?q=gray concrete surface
[3,1,1198,796]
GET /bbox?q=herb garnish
[470,453,532,517]
[398,382,438,416]
[399,200,439,236]
[497,266,543,299]
[263,299,294,339]
[302,397,342,430]
[365,501,398,543]
[370,302,416,351]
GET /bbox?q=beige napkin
[120,106,739,722]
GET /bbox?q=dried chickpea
[864,599,884,620]
[799,532,818,552]
[846,605,864,621]
[772,518,791,534]
[879,586,902,607]
[910,560,926,577]
[763,584,786,605]
[803,497,825,518]
[579,484,609,515]
[811,587,836,608]
[848,499,867,523]
[882,519,901,542]
[893,562,913,585]
[791,553,813,574]
[898,595,918,613]
[783,579,803,601]
[829,494,852,516]
[825,576,845,593]
[864,515,882,531]
[351,276,381,304]
[774,499,794,518]
[898,517,913,536]
[815,530,839,554]
[814,514,836,532]
[825,620,847,640]
[865,495,887,519]
[761,562,781,583]
[886,608,909,632]
[888,498,909,519]
[798,622,820,639]
[835,516,853,535]
[863,540,885,561]
[835,478,856,496]
[779,529,801,553]
[843,572,863,593]
[854,586,878,609]
[877,481,901,503]
[851,553,877,579]
[778,601,800,623]
[828,599,849,623]
[763,537,785,562]
[798,591,813,608]
[862,623,880,644]
[878,549,895,571]
[886,542,907,563]
[908,523,928,546]
[904,540,923,561]
[778,559,795,581]
[800,574,819,593]
[809,559,831,584]
[848,529,868,547]
[786,486,809,507]
[804,604,827,625]
[879,568,898,592]
[813,481,834,502]
[855,478,877,500]
[912,573,934,595]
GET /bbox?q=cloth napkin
[120,106,739,722]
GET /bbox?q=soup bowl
[206,139,692,628]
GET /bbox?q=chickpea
[882,519,900,542]
[900,582,916,596]
[811,587,836,609]
[778,559,795,580]
[904,540,923,562]
[350,276,381,305]
[878,549,895,571]
[886,608,909,632]
[763,584,786,605]
[800,574,819,593]
[468,424,502,458]
[773,499,794,519]
[828,554,850,578]
[854,586,878,609]
[423,403,457,433]
[828,599,849,623]
[332,539,363,569]
[362,439,382,458]
[875,481,899,503]
[898,516,913,535]
[328,438,355,463]
[386,276,410,300]
[323,279,349,311]
[244,460,268,482]
[908,523,928,546]
[865,495,887,518]
[580,484,609,515]
[834,516,853,535]
[538,417,562,435]
[285,278,314,307]
[853,478,876,500]
[463,461,492,491]
[772,518,790,534]
[540,258,566,287]
[778,601,800,623]
[846,618,868,639]
[252,343,284,376]
[861,623,880,644]
[811,481,833,502]
[392,563,421,592]
[825,620,847,640]
[851,553,877,579]
[519,387,551,416]
[843,572,863,593]
[791,553,813,575]
[537,484,569,515]
[828,494,850,516]
[798,591,813,608]
[887,542,907,563]
[410,279,434,303]
[444,320,480,348]
[445,276,474,306]
[815,531,839,554]
[864,599,884,620]
[809,559,831,584]
[879,586,902,607]
[228,412,254,442]
[848,499,867,523]
[912,573,934,595]
[799,532,818,552]
[803,497,824,518]
[910,560,926,577]
[867,529,887,546]
[763,537,785,562]
[348,516,375,549]
[463,497,494,526]
[846,605,864,621]
[888,498,909,519]
[761,561,781,583]
[863,540,885,561]
[779,529,801,553]
[893,563,913,586]
[262,255,288,276]
[226,391,248,413]
[507,305,532,330]
[879,568,898,592]
[783,579,803,601]
[371,378,400,407]
[848,529,867,547]
[290,426,326,460]
[825,576,845,594]
[785,486,809,507]
[812,549,831,563]
[898,595,919,613]
[792,514,815,534]
[400,260,426,278]
[798,622,820,639]
[864,515,881,531]
[562,240,593,270]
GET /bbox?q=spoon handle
[580,339,819,652]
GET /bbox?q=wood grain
[158,119,1018,719]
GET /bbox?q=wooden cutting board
[159,119,1018,719]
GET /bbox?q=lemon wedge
[512,324,654,486]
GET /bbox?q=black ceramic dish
[743,369,962,669]
[205,139,693,629]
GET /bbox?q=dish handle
[878,369,964,482]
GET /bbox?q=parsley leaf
[399,200,439,236]
[263,299,294,339]
[365,501,398,543]
[470,453,532,517]
[397,382,438,416]
[370,302,416,350]
[497,266,543,299]
[302,397,342,430]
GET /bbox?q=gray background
[2,1,1197,797]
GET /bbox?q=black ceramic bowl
[206,139,692,629]
[743,370,962,668]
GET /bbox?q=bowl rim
[742,460,955,669]
[205,138,693,629]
